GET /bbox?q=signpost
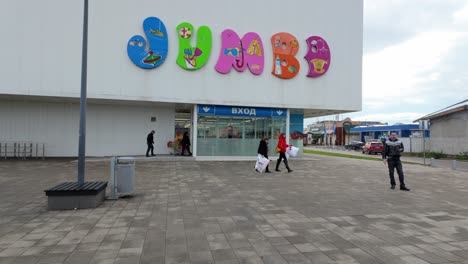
[419,120,429,165]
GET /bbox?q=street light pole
[78,0,89,185]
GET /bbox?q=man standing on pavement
[383,132,410,191]
[146,130,155,157]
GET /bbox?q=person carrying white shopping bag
[256,137,271,173]
[275,133,293,172]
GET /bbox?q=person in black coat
[180,131,192,156]
[257,137,271,173]
[382,132,410,191]
[146,130,155,157]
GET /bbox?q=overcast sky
[306,0,468,126]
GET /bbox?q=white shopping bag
[255,154,270,173]
[287,146,299,157]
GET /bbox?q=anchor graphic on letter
[235,41,245,68]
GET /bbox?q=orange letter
[271,33,300,79]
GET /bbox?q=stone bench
[45,181,107,210]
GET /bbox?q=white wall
[0,0,363,115]
[0,100,175,156]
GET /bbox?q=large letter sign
[215,29,264,75]
[304,36,331,77]
[127,17,168,69]
[271,32,300,79]
[176,22,212,71]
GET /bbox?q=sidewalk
[1,156,468,263]
[305,145,468,172]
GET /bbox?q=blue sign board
[198,105,286,117]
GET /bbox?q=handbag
[275,147,281,153]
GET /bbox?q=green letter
[176,22,212,70]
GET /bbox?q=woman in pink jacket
[275,133,293,172]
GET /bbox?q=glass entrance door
[174,109,192,155]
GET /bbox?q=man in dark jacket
[146,130,155,157]
[257,137,271,173]
[180,131,192,156]
[383,132,410,191]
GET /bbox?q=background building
[415,99,468,155]
[0,0,363,158]
[351,124,430,153]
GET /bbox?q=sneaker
[275,169,281,172]
[391,185,396,190]
[400,186,410,191]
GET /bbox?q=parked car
[344,141,364,150]
[362,142,384,155]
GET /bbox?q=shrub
[428,151,447,159]
[456,152,468,160]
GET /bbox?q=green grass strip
[303,149,420,165]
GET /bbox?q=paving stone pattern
[0,154,468,263]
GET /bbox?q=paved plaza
[1,154,468,264]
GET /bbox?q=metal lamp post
[78,0,89,185]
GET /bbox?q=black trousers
[388,157,405,186]
[146,143,154,156]
[264,154,269,171]
[181,144,192,155]
[278,152,287,163]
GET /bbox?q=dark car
[344,141,364,150]
[362,141,384,154]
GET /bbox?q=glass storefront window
[197,115,286,156]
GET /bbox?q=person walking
[257,137,271,173]
[146,130,155,157]
[383,132,410,191]
[180,131,192,156]
[275,133,293,172]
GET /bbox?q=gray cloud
[364,0,466,52]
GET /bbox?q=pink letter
[304,36,331,77]
[215,29,264,75]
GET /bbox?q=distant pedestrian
[275,133,293,172]
[180,131,192,156]
[257,137,271,173]
[383,132,410,191]
[146,130,155,157]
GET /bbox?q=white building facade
[0,0,363,157]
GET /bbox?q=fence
[401,137,429,153]
[0,142,45,160]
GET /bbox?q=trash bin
[117,157,135,195]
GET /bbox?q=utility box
[116,157,135,195]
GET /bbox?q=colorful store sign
[304,36,331,77]
[271,33,300,79]
[127,17,331,78]
[215,30,265,75]
[198,105,286,117]
[176,22,212,70]
[127,17,168,69]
